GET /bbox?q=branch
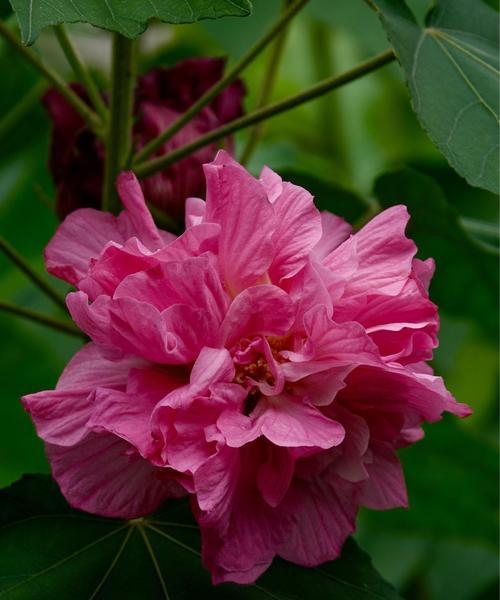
[0,300,86,339]
[0,235,66,310]
[0,20,103,134]
[0,79,48,140]
[132,0,311,165]
[102,34,137,213]
[134,49,396,178]
[54,24,108,122]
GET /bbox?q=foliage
[9,0,252,44]
[373,0,499,193]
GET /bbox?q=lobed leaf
[8,0,252,45]
[0,474,402,599]
[373,0,499,193]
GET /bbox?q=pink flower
[44,58,245,219]
[23,151,470,584]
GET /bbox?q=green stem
[0,300,85,339]
[309,21,350,175]
[0,236,66,310]
[132,0,310,166]
[0,20,102,134]
[240,0,291,165]
[54,24,108,122]
[362,0,377,11]
[134,49,396,179]
[102,34,137,213]
[0,79,48,140]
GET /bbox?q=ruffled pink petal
[151,348,244,471]
[313,211,352,260]
[189,346,235,392]
[277,470,358,566]
[268,181,322,282]
[413,257,435,291]
[185,197,206,227]
[155,222,219,261]
[359,441,408,509]
[284,260,333,330]
[259,165,283,203]
[45,209,128,285]
[88,367,185,458]
[324,205,416,299]
[281,305,380,381]
[336,275,439,364]
[79,237,159,300]
[257,445,295,507]
[66,292,213,364]
[45,172,174,288]
[338,363,469,427]
[114,257,227,325]
[47,432,184,518]
[116,171,166,249]
[221,285,294,348]
[203,150,276,295]
[290,366,353,406]
[154,392,229,473]
[217,395,345,449]
[108,298,216,364]
[327,406,370,483]
[195,444,282,584]
[66,292,112,347]
[22,344,145,446]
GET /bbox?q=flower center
[232,336,290,415]
[234,356,275,387]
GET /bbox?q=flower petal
[45,209,128,285]
[22,344,145,446]
[324,205,416,298]
[116,171,165,249]
[221,285,294,348]
[277,471,358,566]
[359,441,408,509]
[47,432,184,518]
[88,367,185,458]
[313,211,352,260]
[218,396,345,449]
[268,181,322,282]
[114,256,227,325]
[108,298,216,364]
[203,150,276,294]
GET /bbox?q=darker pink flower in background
[44,58,245,219]
[23,151,471,584]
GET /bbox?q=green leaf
[278,169,370,224]
[374,167,499,337]
[372,0,500,193]
[0,474,402,599]
[362,418,499,550]
[9,0,252,45]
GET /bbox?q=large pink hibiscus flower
[23,151,470,584]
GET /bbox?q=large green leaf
[9,0,252,45]
[0,474,402,599]
[374,168,499,337]
[373,0,499,193]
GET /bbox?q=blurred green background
[0,1,498,598]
